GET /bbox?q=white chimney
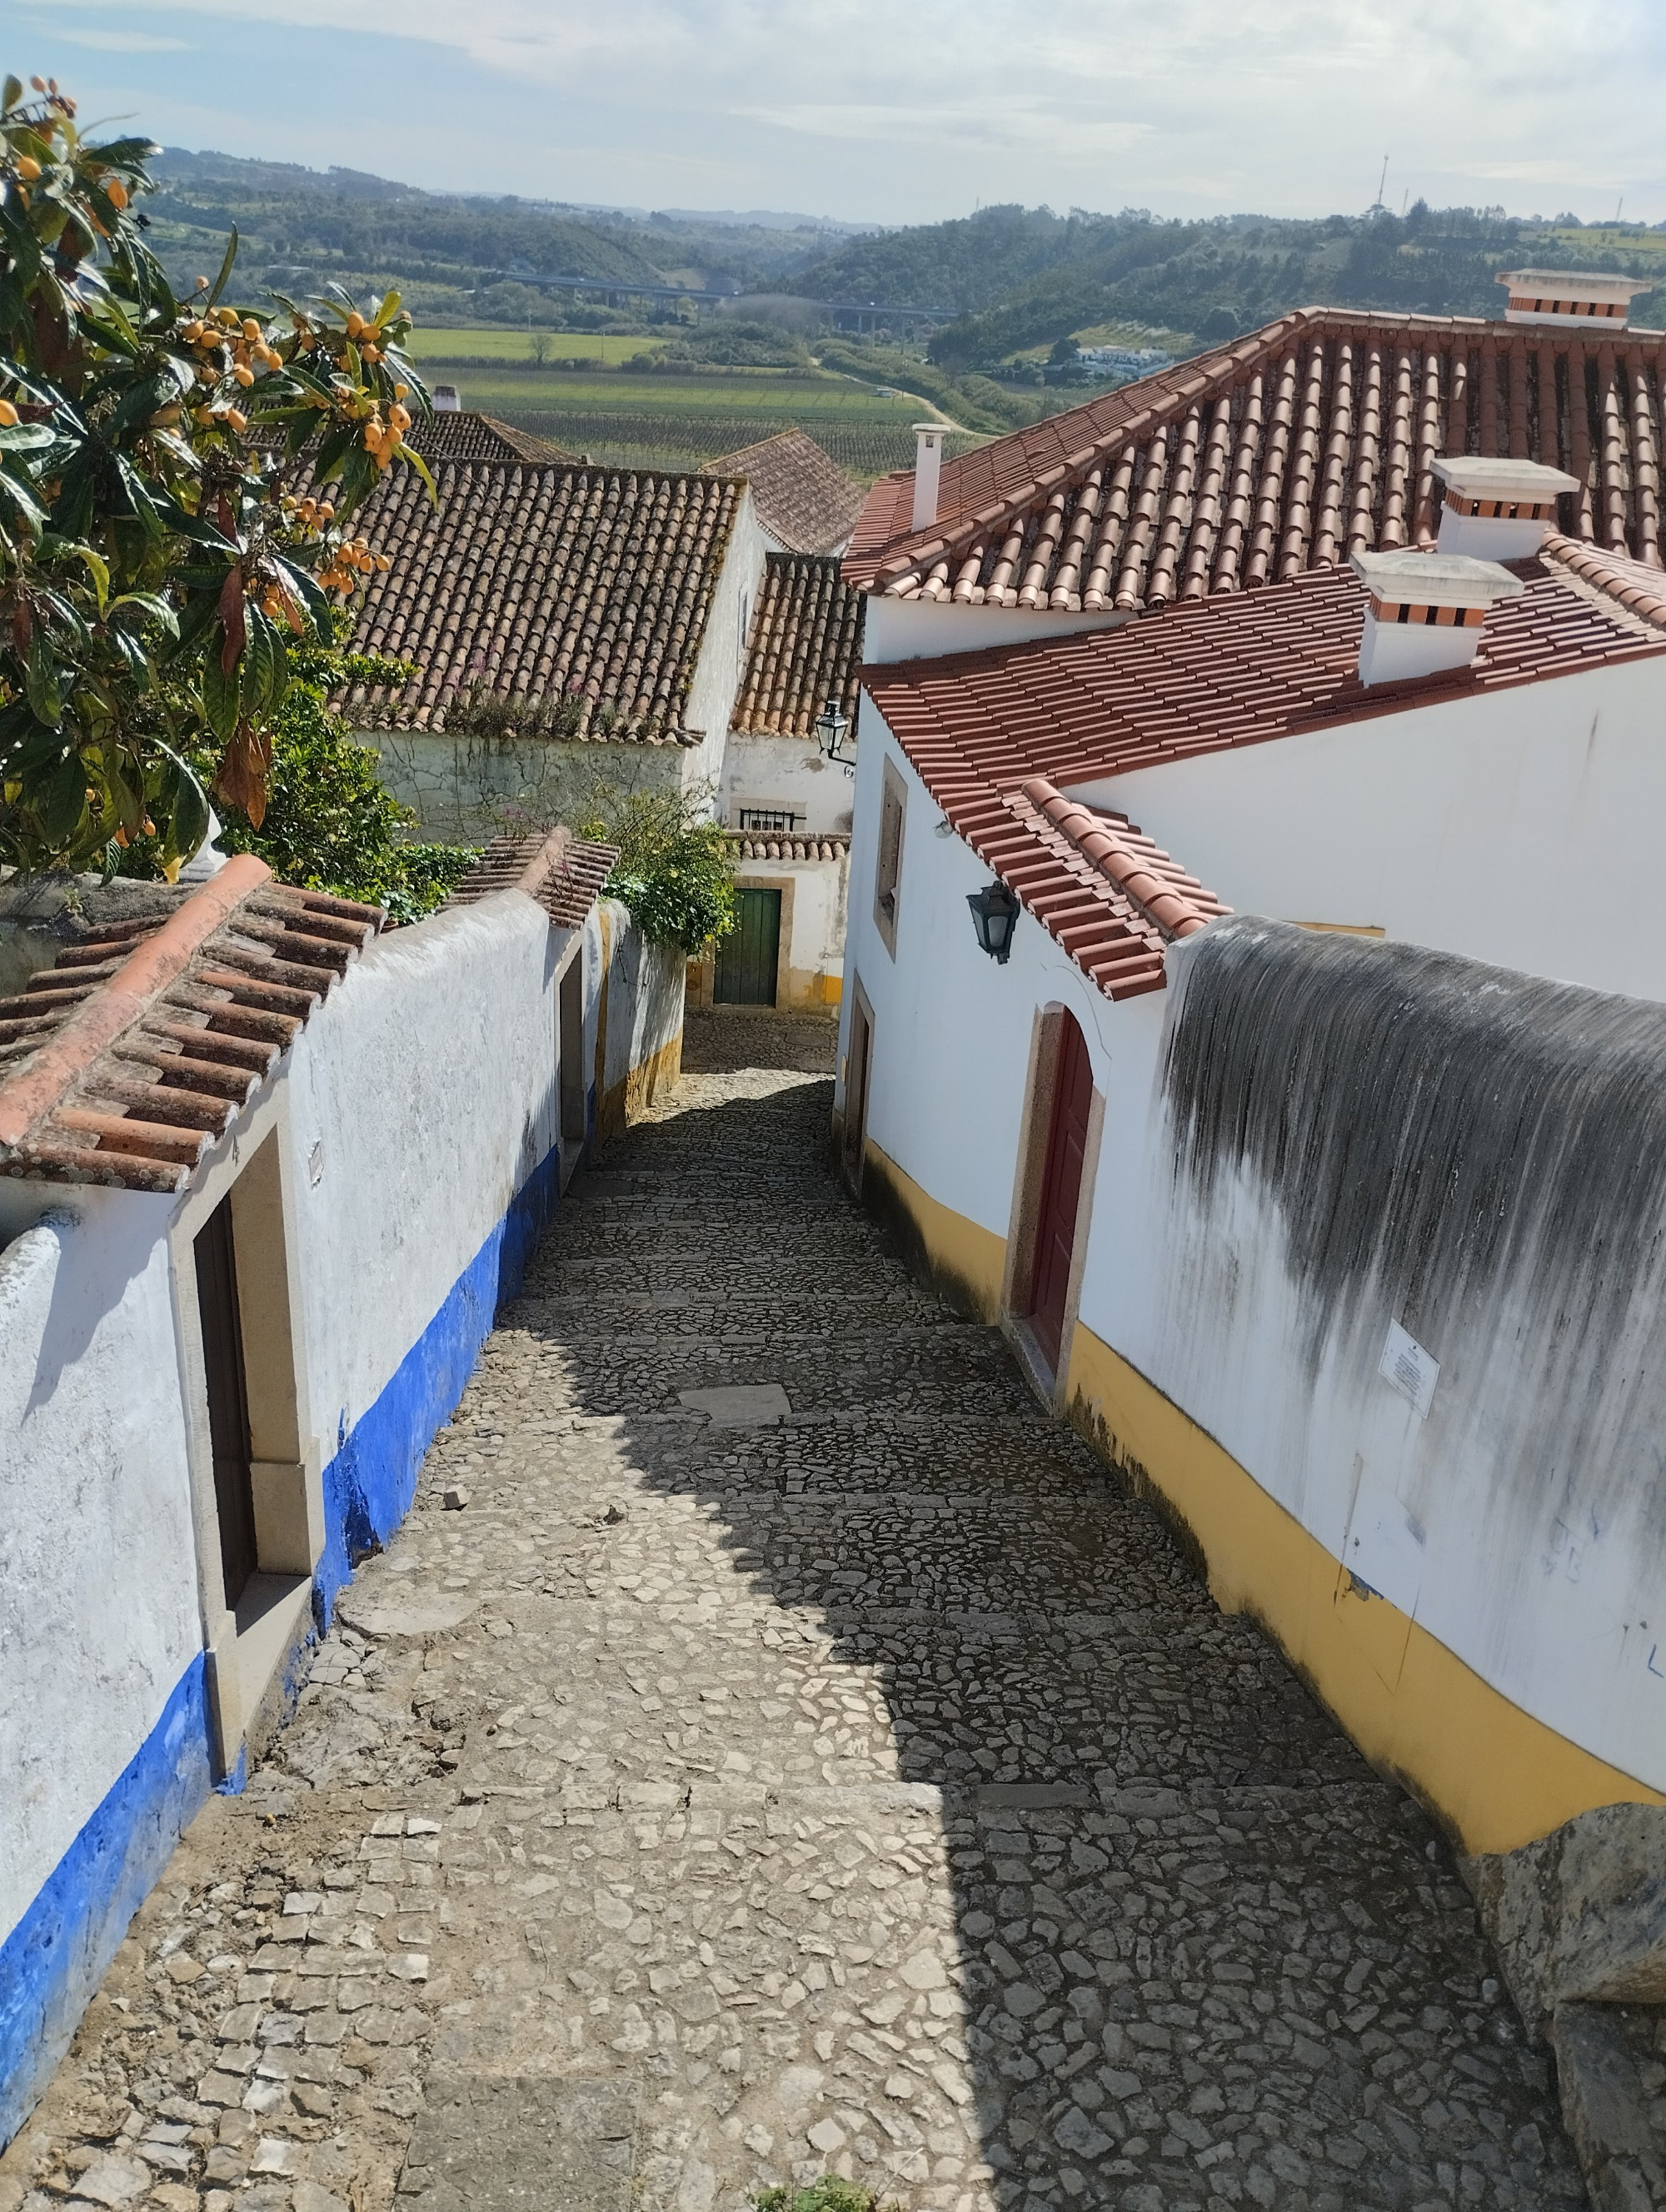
[1496,269,1648,329]
[431,382,461,412]
[1350,551,1525,686]
[910,422,945,533]
[1432,456,1579,560]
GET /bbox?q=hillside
[147,149,857,324]
[788,202,1666,370]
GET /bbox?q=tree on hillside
[0,73,432,876]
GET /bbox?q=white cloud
[46,28,192,51]
[27,0,1666,222]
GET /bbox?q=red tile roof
[731,554,866,738]
[865,545,1666,803]
[705,429,865,555]
[951,778,1230,1003]
[407,411,578,466]
[722,830,851,863]
[0,858,383,1192]
[336,462,743,744]
[846,307,1666,615]
[446,828,620,927]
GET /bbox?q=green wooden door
[715,888,781,1006]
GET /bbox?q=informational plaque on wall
[1379,1320,1439,1419]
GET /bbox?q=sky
[16,0,1666,228]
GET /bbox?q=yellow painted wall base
[855,1139,1663,1857]
[597,1028,684,1141]
[1064,1323,1664,1857]
[861,1140,1007,1323]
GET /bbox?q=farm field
[407,327,670,365]
[407,333,977,479]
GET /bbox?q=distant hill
[146,150,850,321]
[787,202,1666,369]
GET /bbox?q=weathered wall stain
[1163,918,1666,1432]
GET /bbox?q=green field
[407,327,671,366]
[407,337,974,479]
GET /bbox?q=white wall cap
[1497,268,1649,302]
[1350,550,1527,606]
[1431,456,1580,501]
[913,421,945,438]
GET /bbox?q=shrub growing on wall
[576,775,738,954]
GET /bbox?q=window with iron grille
[739,807,802,833]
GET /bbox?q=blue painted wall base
[0,1657,214,2150]
[0,1141,565,2151]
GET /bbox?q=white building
[0,834,681,2147]
[835,469,1666,1876]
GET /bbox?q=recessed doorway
[192,1193,257,1610]
[715,888,782,1006]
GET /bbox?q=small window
[874,761,906,956]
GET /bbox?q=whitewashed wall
[0,1207,200,1956]
[864,599,1126,665]
[1072,655,1666,1002]
[723,733,855,836]
[0,883,680,2144]
[681,487,768,797]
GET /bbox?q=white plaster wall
[282,893,562,1443]
[1069,656,1666,1002]
[682,488,769,785]
[840,705,1666,1793]
[723,734,855,836]
[864,599,1128,666]
[731,853,850,994]
[840,705,1121,1231]
[1069,929,1666,1795]
[0,1206,202,1948]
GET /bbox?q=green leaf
[65,541,111,615]
[108,590,178,636]
[161,753,212,865]
[25,635,64,727]
[206,222,240,308]
[202,627,241,744]
[41,750,87,843]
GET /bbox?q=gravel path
[0,1015,1585,2212]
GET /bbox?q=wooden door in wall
[715,889,782,1005]
[1028,1013,1092,1374]
[194,1193,258,1608]
[843,990,873,1193]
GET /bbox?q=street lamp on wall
[815,695,856,767]
[966,880,1020,964]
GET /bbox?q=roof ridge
[0,865,384,1189]
[446,829,621,926]
[1012,778,1214,939]
[1541,533,1666,633]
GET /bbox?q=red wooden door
[1028,1015,1093,1373]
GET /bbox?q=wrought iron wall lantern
[966,880,1020,964]
[815,695,857,767]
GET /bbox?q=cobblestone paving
[1,1014,1588,2212]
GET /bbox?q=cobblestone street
[0,1013,1587,2212]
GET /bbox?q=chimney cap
[1499,267,1649,303]
[913,421,945,436]
[1431,455,1581,501]
[1351,549,1527,608]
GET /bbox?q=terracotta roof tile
[731,554,866,738]
[944,776,1229,1003]
[704,429,865,555]
[336,461,742,744]
[722,830,851,862]
[0,858,382,1192]
[846,307,1666,615]
[446,828,620,927]
[865,550,1666,800]
[406,410,578,466]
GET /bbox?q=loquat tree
[0,72,431,876]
